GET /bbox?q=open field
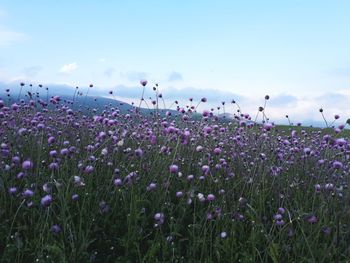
[0,90,350,262]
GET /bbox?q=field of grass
[1,85,350,262]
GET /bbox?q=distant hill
[0,81,346,128]
[0,81,180,116]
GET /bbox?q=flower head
[140,80,148,87]
[41,194,53,207]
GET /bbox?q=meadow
[0,81,350,262]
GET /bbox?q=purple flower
[12,156,20,164]
[41,194,53,207]
[306,215,318,224]
[324,183,334,190]
[314,184,321,192]
[169,164,179,174]
[114,178,122,187]
[207,194,216,201]
[154,212,165,225]
[84,165,94,174]
[16,172,26,179]
[49,162,59,170]
[213,148,222,155]
[274,214,283,220]
[135,148,143,157]
[11,103,19,111]
[72,194,79,201]
[8,187,17,195]
[140,80,148,87]
[48,136,56,144]
[201,165,210,174]
[196,145,203,152]
[23,189,34,198]
[60,148,69,156]
[51,224,61,234]
[187,175,194,181]
[278,207,285,214]
[22,160,33,170]
[176,191,183,198]
[332,161,343,169]
[303,148,311,155]
[49,150,58,157]
[147,182,157,191]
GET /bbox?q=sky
[0,0,350,124]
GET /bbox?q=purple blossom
[51,224,61,234]
[176,191,183,198]
[22,160,33,170]
[41,195,53,207]
[169,164,179,174]
[72,194,79,201]
[23,189,34,198]
[114,178,123,187]
[207,194,216,201]
[140,80,148,87]
[147,183,157,191]
[8,187,17,195]
[332,161,343,169]
[154,212,165,226]
[306,215,318,224]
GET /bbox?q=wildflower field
[1,82,350,262]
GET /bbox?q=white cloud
[60,62,78,74]
[0,28,26,46]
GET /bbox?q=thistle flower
[135,148,143,157]
[22,160,33,170]
[332,161,343,169]
[72,194,79,201]
[207,194,216,201]
[147,183,157,191]
[8,187,17,195]
[201,165,210,174]
[140,80,148,87]
[114,178,122,187]
[176,191,183,198]
[41,195,53,207]
[306,215,318,224]
[51,224,61,234]
[169,164,179,174]
[154,212,165,225]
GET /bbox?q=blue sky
[0,0,350,123]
